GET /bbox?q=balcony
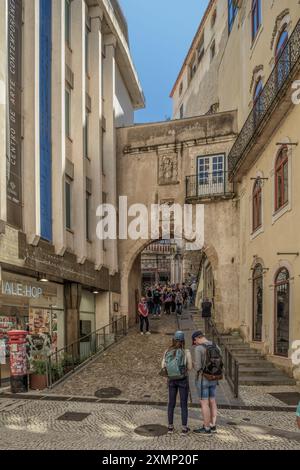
[228,19,300,180]
[185,172,235,202]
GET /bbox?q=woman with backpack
[161,331,193,434]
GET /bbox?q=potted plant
[29,359,48,391]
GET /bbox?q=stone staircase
[220,333,296,386]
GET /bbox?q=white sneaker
[145,331,151,335]
[140,332,144,335]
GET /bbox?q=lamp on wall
[37,273,48,282]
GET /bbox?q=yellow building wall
[238,103,300,379]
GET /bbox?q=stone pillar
[72,0,86,264]
[103,34,118,275]
[23,0,41,245]
[64,282,82,348]
[0,0,7,222]
[89,8,105,269]
[52,0,66,256]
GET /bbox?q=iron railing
[206,318,239,398]
[186,172,234,200]
[47,316,127,388]
[228,19,300,177]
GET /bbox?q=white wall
[114,63,134,127]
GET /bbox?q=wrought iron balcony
[228,19,300,179]
[185,172,235,202]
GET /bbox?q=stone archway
[116,111,239,331]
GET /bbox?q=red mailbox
[8,330,28,393]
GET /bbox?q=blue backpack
[164,349,187,380]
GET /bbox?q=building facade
[171,0,300,380]
[0,0,144,381]
[141,240,183,287]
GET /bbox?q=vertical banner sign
[40,0,52,241]
[7,0,22,228]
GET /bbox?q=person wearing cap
[161,331,193,435]
[192,330,220,436]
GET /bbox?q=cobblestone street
[0,398,299,450]
[0,310,300,450]
[48,313,178,402]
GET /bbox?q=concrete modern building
[170,0,300,380]
[0,0,144,381]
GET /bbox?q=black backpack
[202,343,223,381]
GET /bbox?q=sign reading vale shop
[1,281,43,299]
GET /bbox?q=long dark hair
[168,339,185,352]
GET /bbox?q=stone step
[236,358,273,367]
[240,375,296,386]
[232,353,263,360]
[231,350,263,356]
[238,367,285,377]
[225,344,252,350]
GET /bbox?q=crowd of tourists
[137,282,197,335]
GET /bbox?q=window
[65,0,71,46]
[252,264,263,341]
[276,27,290,88]
[253,78,263,120]
[198,36,205,64]
[180,104,184,119]
[210,40,216,61]
[179,82,183,96]
[197,154,225,196]
[252,0,262,41]
[86,192,91,240]
[228,0,238,33]
[65,88,71,138]
[274,268,290,357]
[275,147,288,212]
[84,113,89,158]
[65,179,72,230]
[252,178,262,232]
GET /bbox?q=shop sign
[1,281,43,299]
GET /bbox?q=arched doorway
[274,267,290,357]
[252,264,263,341]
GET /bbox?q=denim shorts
[196,376,218,400]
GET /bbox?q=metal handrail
[186,171,235,200]
[207,318,239,398]
[47,315,127,388]
[228,19,300,177]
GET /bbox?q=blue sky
[119,0,209,124]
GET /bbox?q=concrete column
[23,0,40,245]
[64,282,82,348]
[0,0,7,222]
[72,0,86,264]
[103,34,118,275]
[95,292,110,330]
[52,0,66,256]
[89,9,105,269]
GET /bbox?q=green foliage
[31,359,47,376]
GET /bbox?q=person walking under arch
[138,297,151,335]
[161,331,193,434]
